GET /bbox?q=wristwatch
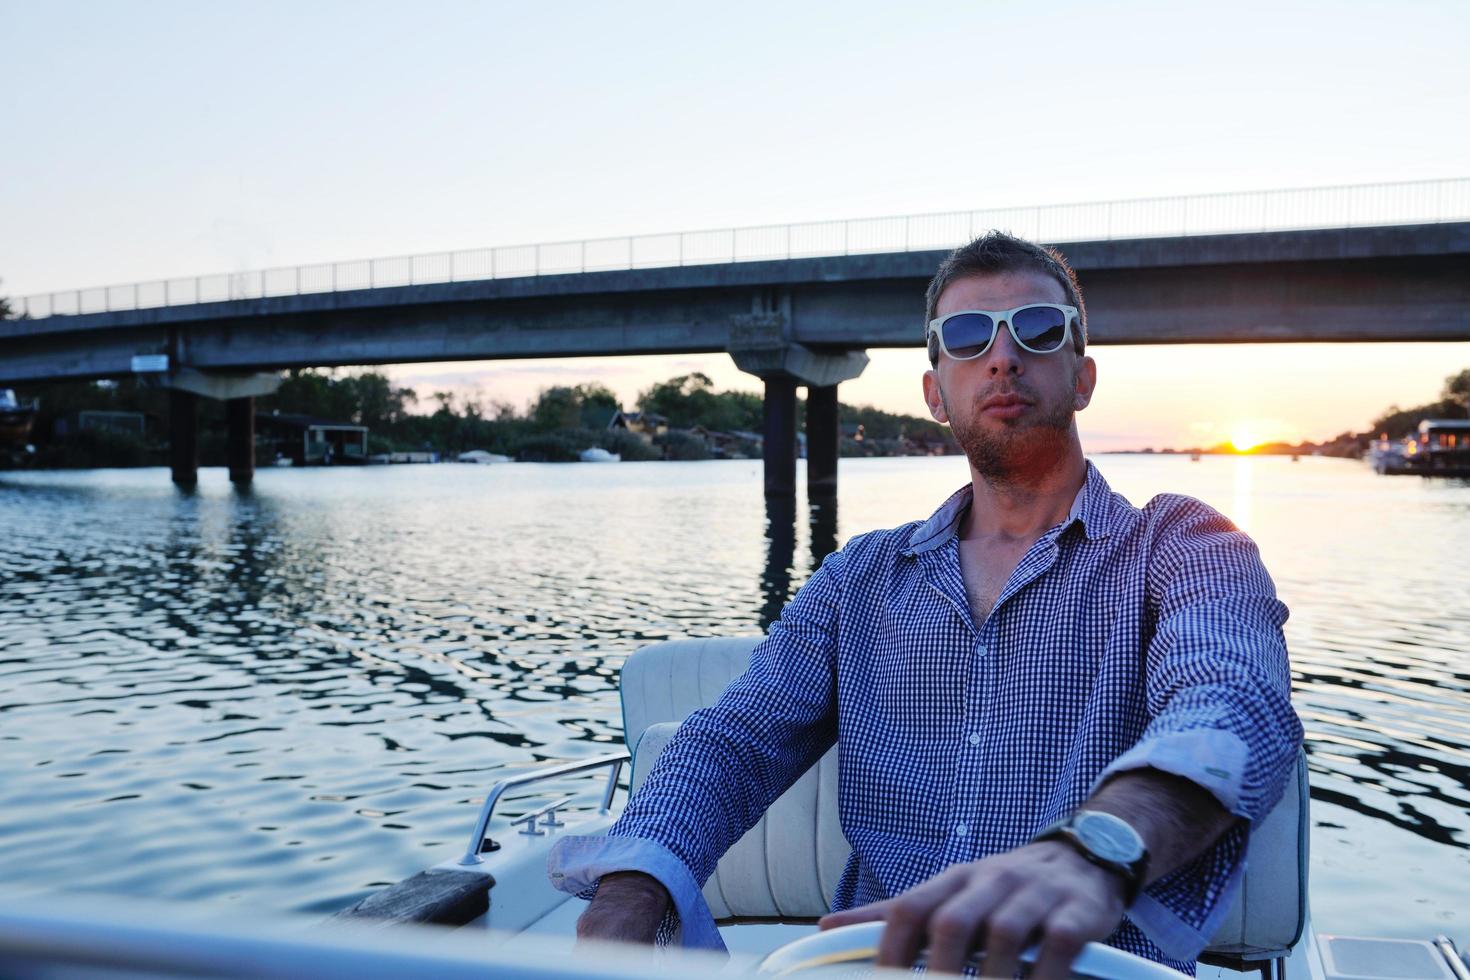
[1032,810,1149,904]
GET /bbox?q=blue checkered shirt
[549,462,1302,972]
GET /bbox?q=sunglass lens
[941,313,996,358]
[1011,306,1068,352]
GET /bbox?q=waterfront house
[709,429,762,460]
[53,410,149,439]
[606,411,668,445]
[257,412,368,466]
[1404,418,1470,475]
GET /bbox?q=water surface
[1,456,1467,937]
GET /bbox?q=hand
[574,871,671,947]
[817,841,1128,978]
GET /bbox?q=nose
[986,321,1025,377]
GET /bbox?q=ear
[923,367,949,424]
[1073,354,1097,411]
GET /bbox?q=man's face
[922,269,1097,480]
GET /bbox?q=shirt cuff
[547,834,727,953]
[1127,859,1245,963]
[1091,728,1251,816]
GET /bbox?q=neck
[961,433,1087,542]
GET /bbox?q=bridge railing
[17,176,1470,319]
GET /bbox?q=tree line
[1368,368,1470,439]
[6,367,959,468]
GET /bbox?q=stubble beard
[945,387,1076,488]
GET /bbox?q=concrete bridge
[5,184,1469,496]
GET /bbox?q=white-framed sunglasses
[927,304,1081,360]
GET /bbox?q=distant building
[258,413,368,465]
[1403,418,1470,475]
[607,411,668,444]
[722,430,764,459]
[1417,418,1470,450]
[54,410,148,437]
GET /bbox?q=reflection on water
[1232,455,1255,532]
[810,496,839,569]
[761,494,798,632]
[759,495,842,631]
[0,457,1467,937]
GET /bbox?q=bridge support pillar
[762,378,799,497]
[729,321,867,498]
[227,397,255,486]
[806,384,839,499]
[169,389,199,489]
[161,369,279,488]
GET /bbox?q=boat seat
[623,637,845,920]
[1197,750,1310,972]
[621,636,1309,967]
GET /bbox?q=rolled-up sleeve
[1101,499,1303,960]
[548,834,725,949]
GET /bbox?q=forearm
[1086,767,1237,885]
[576,871,671,945]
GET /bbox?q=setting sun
[1229,424,1267,453]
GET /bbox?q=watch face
[1074,812,1144,863]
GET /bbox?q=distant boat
[368,451,441,464]
[578,447,620,463]
[1368,437,1409,474]
[458,450,511,464]
[0,389,37,451]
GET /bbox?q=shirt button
[976,644,988,657]
[968,733,981,747]
[955,823,968,837]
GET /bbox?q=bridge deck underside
[3,225,1468,385]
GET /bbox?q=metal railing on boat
[458,751,629,867]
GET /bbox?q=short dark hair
[924,231,1087,366]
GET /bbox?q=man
[549,232,1302,977]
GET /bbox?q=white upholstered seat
[622,637,845,920]
[620,636,1308,966]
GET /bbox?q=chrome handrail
[457,750,629,867]
[1434,936,1470,980]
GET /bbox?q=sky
[2,0,1467,450]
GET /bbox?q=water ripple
[0,457,1467,935]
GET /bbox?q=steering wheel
[756,922,1188,978]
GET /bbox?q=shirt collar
[903,460,1114,556]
